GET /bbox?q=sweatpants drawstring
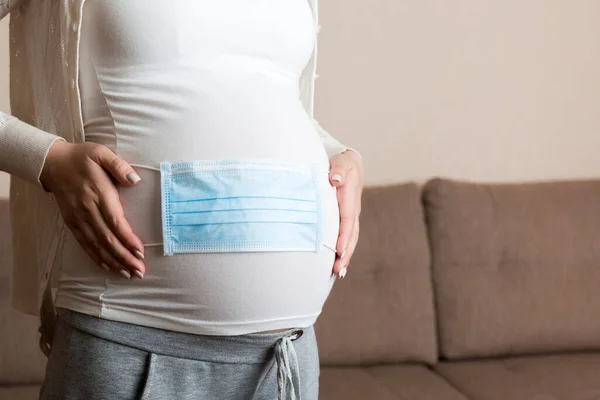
[274,330,303,400]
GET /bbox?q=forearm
[0,113,66,188]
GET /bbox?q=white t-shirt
[55,0,341,335]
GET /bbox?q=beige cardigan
[0,0,353,353]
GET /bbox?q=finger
[328,153,354,188]
[333,217,360,278]
[89,144,142,186]
[84,205,145,278]
[336,205,355,259]
[97,190,145,261]
[334,170,360,257]
[77,220,129,275]
[88,205,145,278]
[97,246,137,279]
[69,224,110,272]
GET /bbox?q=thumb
[328,155,352,188]
[91,145,141,186]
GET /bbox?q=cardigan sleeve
[313,118,362,160]
[0,2,63,188]
[0,0,25,20]
[0,112,66,188]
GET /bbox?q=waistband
[56,307,308,399]
[57,307,308,364]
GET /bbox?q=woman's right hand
[40,140,146,279]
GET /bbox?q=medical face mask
[160,159,326,255]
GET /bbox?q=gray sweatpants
[40,308,320,400]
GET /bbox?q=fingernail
[134,270,144,279]
[331,174,342,183]
[100,263,110,272]
[339,266,347,279]
[134,250,145,260]
[119,269,131,279]
[127,172,141,184]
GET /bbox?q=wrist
[40,139,71,193]
[341,148,362,161]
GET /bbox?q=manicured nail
[339,266,347,279]
[331,174,342,183]
[134,270,144,279]
[134,250,145,260]
[119,269,131,279]
[127,172,141,184]
[100,263,110,272]
[338,245,347,259]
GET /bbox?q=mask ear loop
[114,164,161,249]
[128,163,160,171]
[322,244,336,253]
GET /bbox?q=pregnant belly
[55,164,340,335]
[59,64,340,333]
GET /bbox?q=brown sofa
[3,178,600,399]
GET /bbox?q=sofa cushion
[435,353,600,400]
[315,183,438,366]
[0,198,47,384]
[424,178,600,359]
[0,385,40,400]
[0,385,41,400]
[320,365,468,400]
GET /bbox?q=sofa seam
[420,186,444,363]
[427,365,473,400]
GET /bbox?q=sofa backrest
[0,198,47,384]
[315,183,438,366]
[424,178,600,360]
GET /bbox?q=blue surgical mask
[160,159,326,255]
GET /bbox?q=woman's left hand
[328,150,364,279]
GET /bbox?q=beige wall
[315,0,600,185]
[2,1,600,197]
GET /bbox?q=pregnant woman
[0,1,363,399]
